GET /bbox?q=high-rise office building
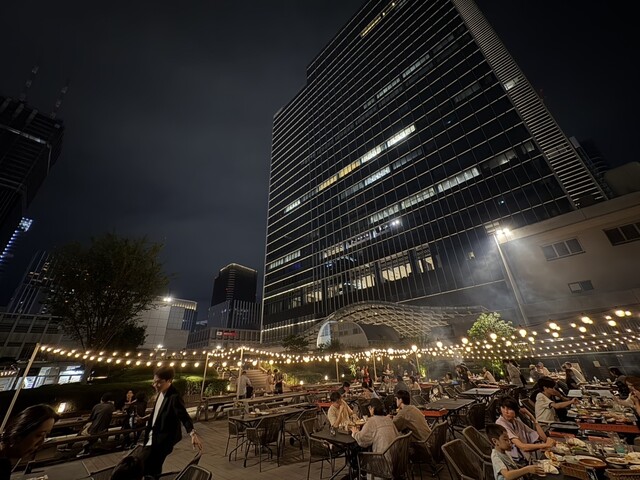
[0,96,64,269]
[6,250,55,315]
[210,263,257,305]
[208,263,260,329]
[262,0,606,342]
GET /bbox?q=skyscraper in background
[0,96,64,273]
[262,0,606,342]
[208,263,260,329]
[6,250,55,315]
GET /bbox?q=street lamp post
[335,357,340,382]
[200,352,211,399]
[494,229,529,326]
[411,345,420,378]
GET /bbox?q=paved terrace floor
[81,417,454,480]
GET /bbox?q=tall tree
[281,334,310,353]
[45,234,169,378]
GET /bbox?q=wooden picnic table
[577,422,640,435]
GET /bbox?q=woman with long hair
[0,404,59,479]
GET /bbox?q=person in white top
[535,377,578,424]
[237,370,253,398]
[482,367,497,384]
[536,362,551,377]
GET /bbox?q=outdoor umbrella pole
[1,343,40,433]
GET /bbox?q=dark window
[604,222,640,245]
[541,238,584,260]
[568,280,594,293]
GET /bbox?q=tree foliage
[467,312,515,342]
[45,234,169,351]
[317,339,342,353]
[281,334,310,353]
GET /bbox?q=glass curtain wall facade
[262,0,605,342]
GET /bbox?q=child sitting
[486,424,544,480]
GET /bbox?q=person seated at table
[351,398,398,463]
[393,375,409,395]
[393,390,430,448]
[609,367,630,399]
[442,372,454,383]
[125,391,149,448]
[486,424,544,479]
[409,376,421,393]
[536,362,551,377]
[482,367,497,384]
[562,362,586,385]
[328,391,354,428]
[0,404,59,480]
[77,392,116,457]
[535,377,578,424]
[361,386,380,400]
[616,376,640,416]
[563,365,582,391]
[338,381,351,397]
[529,365,541,384]
[496,396,554,463]
[362,374,373,389]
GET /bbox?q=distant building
[0,312,67,359]
[262,0,607,342]
[0,218,33,272]
[135,297,197,350]
[0,96,64,271]
[605,162,640,197]
[186,326,261,349]
[6,251,55,315]
[499,192,640,322]
[570,137,613,200]
[208,264,260,329]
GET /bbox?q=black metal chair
[244,415,283,471]
[485,397,500,424]
[357,431,412,480]
[441,439,492,480]
[451,403,485,435]
[284,409,317,458]
[444,386,458,399]
[409,421,448,479]
[301,417,345,480]
[225,408,246,460]
[174,465,212,480]
[461,426,492,462]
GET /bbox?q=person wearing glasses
[140,366,203,478]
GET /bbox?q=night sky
[0,1,636,316]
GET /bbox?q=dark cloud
[0,1,635,315]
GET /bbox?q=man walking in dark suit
[141,366,203,478]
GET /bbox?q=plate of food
[606,457,629,467]
[544,451,563,466]
[576,456,606,468]
[538,460,559,475]
[566,438,587,448]
[553,443,572,455]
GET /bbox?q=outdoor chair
[225,408,246,460]
[410,394,427,408]
[175,465,212,480]
[451,403,485,434]
[357,431,412,480]
[461,426,492,462]
[244,415,283,471]
[301,417,345,480]
[521,398,536,417]
[284,409,317,458]
[157,451,202,480]
[441,439,492,480]
[443,386,458,399]
[86,465,115,480]
[485,397,499,424]
[409,421,448,479]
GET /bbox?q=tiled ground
[80,416,454,480]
